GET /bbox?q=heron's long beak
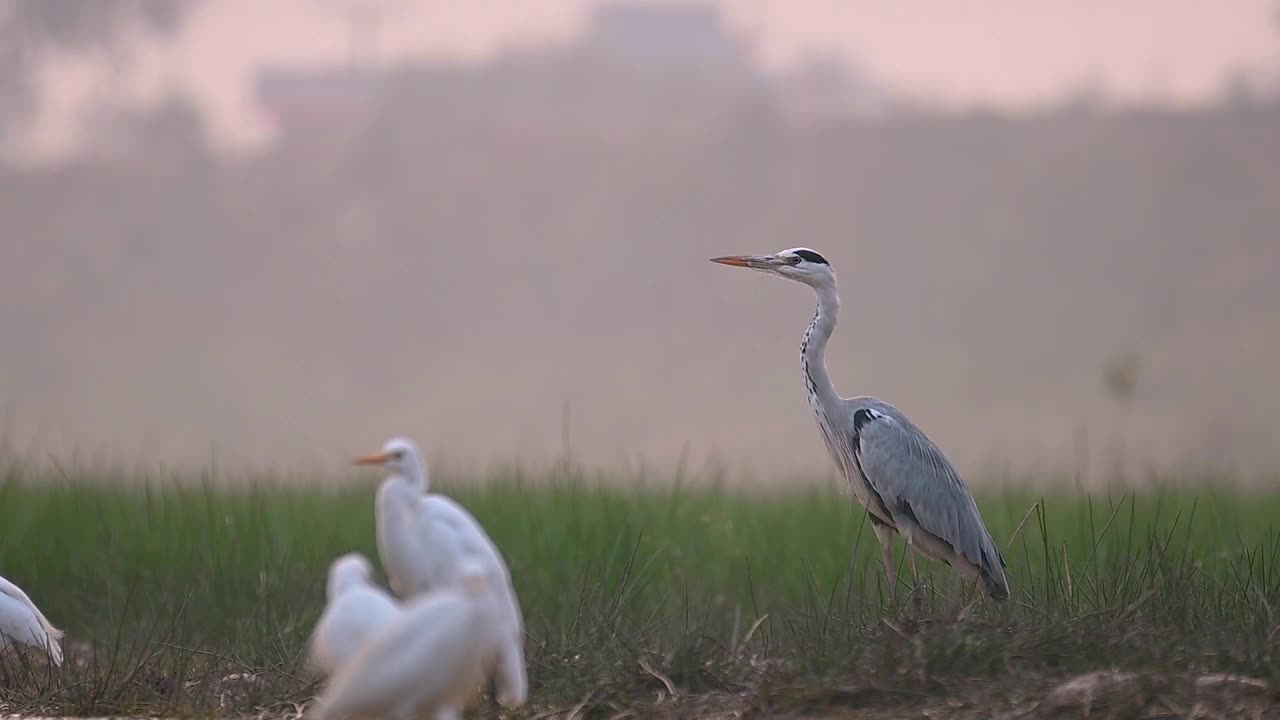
[709,254,785,270]
[353,451,388,466]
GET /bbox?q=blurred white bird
[310,563,504,720]
[0,574,64,666]
[354,437,528,708]
[309,553,401,676]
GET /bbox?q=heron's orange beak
[710,254,782,270]
[353,452,388,466]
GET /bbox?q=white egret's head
[353,436,424,481]
[710,247,835,289]
[327,553,375,601]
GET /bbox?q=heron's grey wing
[850,405,1008,595]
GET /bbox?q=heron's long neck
[802,283,843,409]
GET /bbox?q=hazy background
[2,0,1278,481]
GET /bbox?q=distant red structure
[254,66,388,140]
[252,2,882,144]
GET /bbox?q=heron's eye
[785,255,802,266]
[390,451,404,460]
[792,249,829,265]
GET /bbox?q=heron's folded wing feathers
[854,411,1006,578]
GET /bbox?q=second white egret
[310,564,504,720]
[309,553,402,676]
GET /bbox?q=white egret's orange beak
[353,452,388,466]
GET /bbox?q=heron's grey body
[715,248,1009,600]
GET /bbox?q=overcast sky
[22,0,1280,155]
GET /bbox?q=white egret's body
[356,437,528,708]
[311,568,503,720]
[421,494,527,705]
[0,575,64,666]
[309,553,401,676]
[372,469,459,600]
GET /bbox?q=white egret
[309,553,401,676]
[0,574,64,666]
[310,563,504,720]
[354,437,528,708]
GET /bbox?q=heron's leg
[872,521,897,603]
[947,572,984,623]
[942,571,965,622]
[950,571,964,604]
[906,546,927,615]
[488,675,500,720]
[391,702,426,720]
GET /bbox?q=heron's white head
[709,247,835,289]
[327,552,375,601]
[353,436,425,482]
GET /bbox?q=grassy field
[0,460,1278,718]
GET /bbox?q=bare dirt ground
[7,625,1277,719]
[6,671,1278,720]
[525,671,1280,719]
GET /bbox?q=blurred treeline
[1,1,1277,478]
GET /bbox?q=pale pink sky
[24,0,1280,154]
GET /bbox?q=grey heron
[711,248,1009,601]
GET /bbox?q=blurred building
[584,3,752,80]
[252,2,880,147]
[254,66,388,143]
[775,53,894,124]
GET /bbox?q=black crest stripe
[793,249,829,265]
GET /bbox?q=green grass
[1,459,1278,716]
